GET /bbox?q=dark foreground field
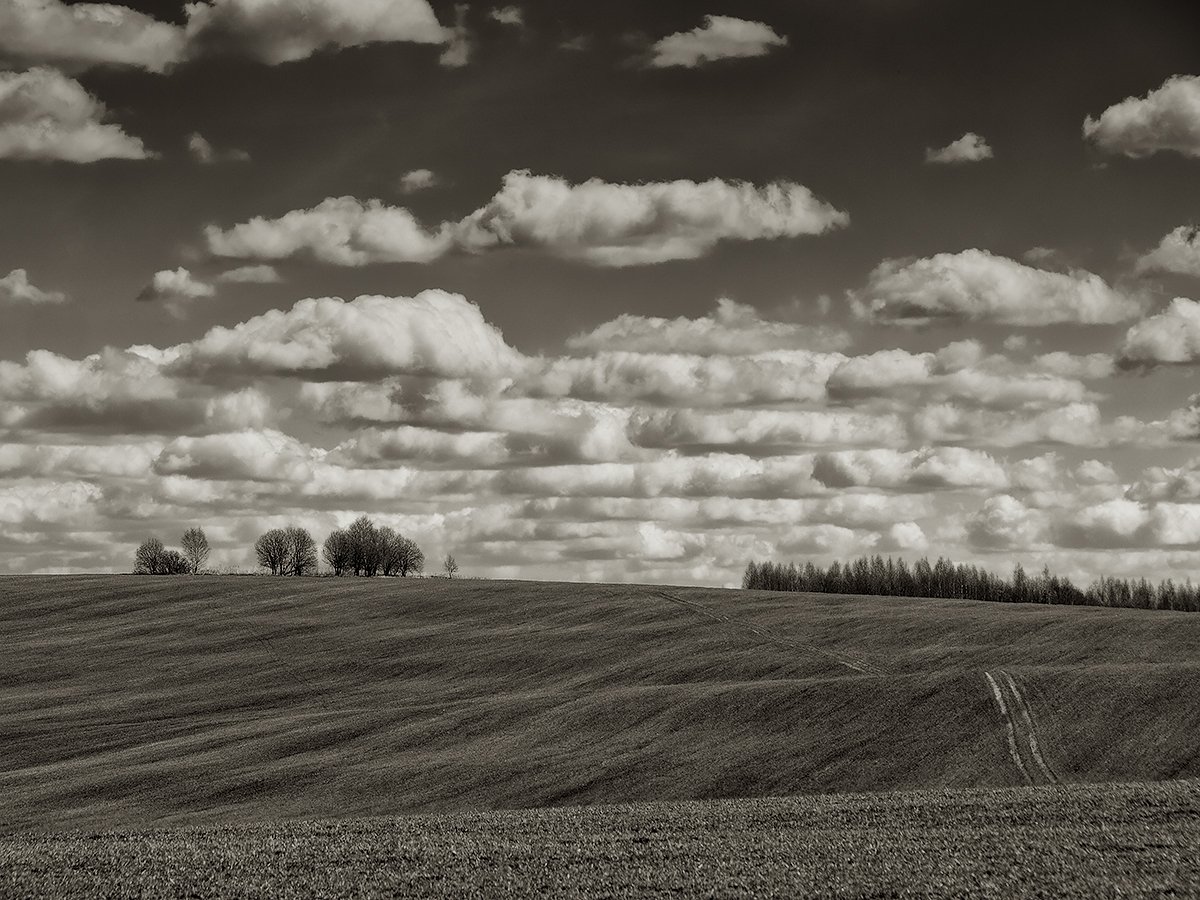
[3,781,1198,898]
[2,575,1199,835]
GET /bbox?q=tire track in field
[653,590,886,676]
[984,669,1057,785]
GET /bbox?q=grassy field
[2,574,1198,836]
[3,780,1197,898]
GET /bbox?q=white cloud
[204,196,453,265]
[489,6,523,28]
[217,264,281,283]
[1119,297,1200,367]
[174,290,526,381]
[137,268,215,317]
[398,167,439,193]
[1136,225,1200,278]
[567,298,850,355]
[925,132,993,164]
[205,170,848,267]
[812,447,1008,491]
[854,249,1142,326]
[649,15,787,68]
[182,0,450,65]
[0,0,185,73]
[1084,75,1200,159]
[438,3,470,68]
[0,67,152,163]
[187,132,249,164]
[0,268,67,305]
[452,170,848,266]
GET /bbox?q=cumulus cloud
[1136,225,1200,278]
[0,268,66,305]
[0,67,152,162]
[454,170,847,266]
[174,290,526,382]
[205,170,848,267]
[489,6,523,28]
[925,132,993,164]
[1,0,459,72]
[1119,297,1200,367]
[398,167,439,193]
[854,249,1142,326]
[182,0,450,65]
[137,268,215,317]
[204,196,453,265]
[812,447,1008,491]
[567,298,850,355]
[0,0,185,73]
[649,15,787,68]
[187,132,249,164]
[1084,75,1200,159]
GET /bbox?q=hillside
[1,575,1198,834]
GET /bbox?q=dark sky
[2,0,1200,582]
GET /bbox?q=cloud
[438,3,470,68]
[812,447,1008,491]
[649,15,787,68]
[216,264,281,284]
[531,349,844,407]
[0,67,152,162]
[925,132,993,164]
[187,132,249,164]
[0,268,67,305]
[173,290,526,381]
[182,0,450,66]
[1136,225,1200,278]
[452,170,848,266]
[854,249,1142,326]
[204,196,453,265]
[0,0,185,73]
[1084,75,1200,159]
[205,170,848,267]
[137,268,216,317]
[566,298,850,355]
[398,167,439,193]
[489,6,523,28]
[1119,297,1200,367]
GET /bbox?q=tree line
[743,554,1200,613]
[133,516,457,577]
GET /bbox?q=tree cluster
[134,528,209,575]
[321,515,425,577]
[255,526,319,576]
[743,554,1200,613]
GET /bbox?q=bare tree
[181,527,210,574]
[134,537,165,574]
[395,536,424,577]
[443,553,458,579]
[347,514,380,576]
[377,529,424,577]
[160,550,191,575]
[323,528,352,576]
[286,526,318,576]
[255,528,290,575]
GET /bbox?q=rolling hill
[1,575,1198,834]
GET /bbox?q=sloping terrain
[3,781,1198,899]
[1,575,1198,833]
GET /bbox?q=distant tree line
[132,517,444,577]
[743,554,1200,613]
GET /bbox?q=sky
[3,0,1200,584]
